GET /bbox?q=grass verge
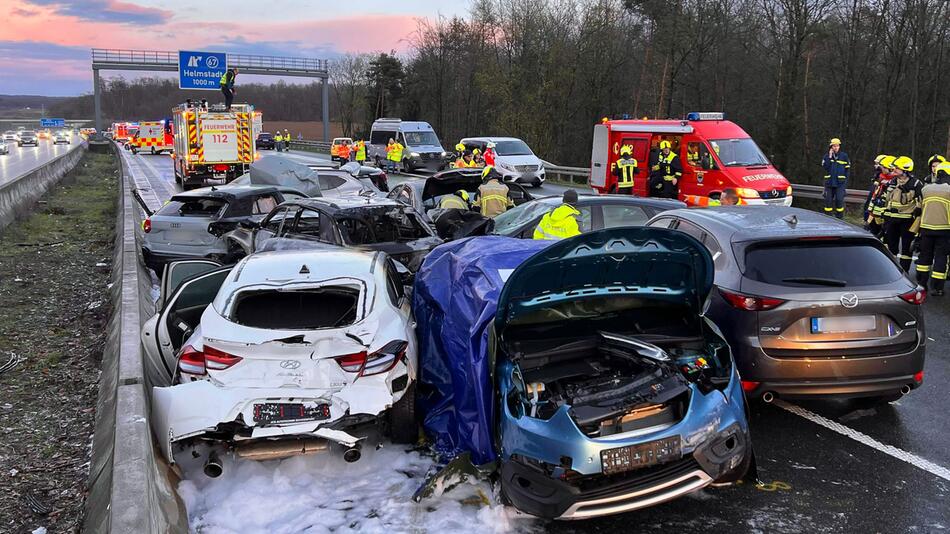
[0,149,118,533]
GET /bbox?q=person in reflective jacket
[534,189,581,240]
[439,189,471,210]
[612,144,638,195]
[648,140,681,199]
[821,137,850,219]
[915,162,950,295]
[883,156,923,272]
[475,166,513,217]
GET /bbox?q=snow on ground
[177,441,539,534]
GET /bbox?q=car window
[371,130,395,145]
[601,204,650,228]
[491,200,560,235]
[262,206,293,234]
[318,174,346,191]
[398,187,413,205]
[385,259,404,305]
[404,131,439,146]
[575,206,593,232]
[744,240,904,287]
[494,140,533,156]
[674,220,705,241]
[230,286,361,329]
[252,195,279,215]
[339,210,430,245]
[293,209,323,238]
[157,197,227,217]
[647,217,676,229]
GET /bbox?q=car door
[143,263,229,385]
[158,259,221,309]
[599,203,652,230]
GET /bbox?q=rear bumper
[735,340,925,399]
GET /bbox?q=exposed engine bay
[507,331,731,438]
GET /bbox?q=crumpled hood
[495,227,714,338]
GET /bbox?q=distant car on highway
[460,137,546,187]
[53,131,69,145]
[3,131,16,142]
[140,185,285,275]
[488,194,685,238]
[647,206,926,404]
[17,130,38,147]
[255,132,275,150]
[38,129,51,140]
[306,161,389,192]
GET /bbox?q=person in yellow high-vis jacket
[612,144,638,195]
[534,189,581,240]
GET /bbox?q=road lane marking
[775,399,950,482]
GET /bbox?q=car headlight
[786,185,793,196]
[735,187,761,199]
[441,151,449,157]
[410,152,420,158]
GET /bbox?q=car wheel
[387,382,417,444]
[532,181,542,189]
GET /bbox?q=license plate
[252,403,330,424]
[811,315,876,334]
[601,436,682,475]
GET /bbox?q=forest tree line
[50,0,950,187]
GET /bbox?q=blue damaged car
[492,227,753,519]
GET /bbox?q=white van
[460,137,545,187]
[368,118,450,172]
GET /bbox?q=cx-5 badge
[840,293,859,308]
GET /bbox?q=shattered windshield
[338,208,431,245]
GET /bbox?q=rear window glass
[338,210,430,245]
[744,241,903,287]
[158,197,227,217]
[231,287,360,329]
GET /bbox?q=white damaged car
[141,249,418,472]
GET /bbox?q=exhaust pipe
[900,385,912,396]
[203,451,223,478]
[761,391,775,403]
[343,445,362,463]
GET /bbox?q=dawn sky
[0,0,468,96]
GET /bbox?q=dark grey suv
[647,207,925,403]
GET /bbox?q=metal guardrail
[539,160,866,203]
[287,139,332,152]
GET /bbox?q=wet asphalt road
[0,136,82,186]
[127,147,950,532]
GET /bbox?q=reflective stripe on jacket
[920,183,950,230]
[439,196,469,210]
[355,142,366,160]
[884,178,923,219]
[476,180,513,217]
[614,157,638,188]
[388,142,404,161]
[821,151,850,185]
[533,204,581,240]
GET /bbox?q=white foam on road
[775,399,950,482]
[178,444,538,534]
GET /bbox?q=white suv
[460,136,545,187]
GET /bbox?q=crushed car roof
[169,184,280,200]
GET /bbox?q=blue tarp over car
[413,236,550,465]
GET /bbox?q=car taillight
[178,345,205,375]
[379,172,388,184]
[914,370,924,383]
[143,218,151,233]
[203,345,243,370]
[899,287,926,305]
[334,341,408,377]
[719,288,785,311]
[741,380,760,392]
[177,345,242,376]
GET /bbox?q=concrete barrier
[0,143,87,230]
[84,144,189,533]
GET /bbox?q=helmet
[455,142,466,152]
[936,162,950,181]
[880,155,897,169]
[487,141,496,149]
[481,165,495,180]
[659,140,671,150]
[874,154,888,165]
[473,148,481,156]
[601,117,609,124]
[619,144,633,156]
[895,156,914,172]
[455,189,470,203]
[928,154,946,168]
[829,137,842,146]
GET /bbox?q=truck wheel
[387,382,417,444]
[151,147,156,155]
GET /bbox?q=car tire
[387,382,417,444]
[532,181,542,189]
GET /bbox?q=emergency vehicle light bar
[686,112,725,121]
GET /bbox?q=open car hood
[494,227,714,345]
[421,170,483,202]
[247,155,323,197]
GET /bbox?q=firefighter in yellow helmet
[534,189,581,240]
[612,144,638,195]
[453,150,478,169]
[475,166,513,217]
[439,189,471,211]
[883,155,923,272]
[915,162,950,295]
[925,154,947,184]
[867,155,897,238]
[648,140,682,199]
